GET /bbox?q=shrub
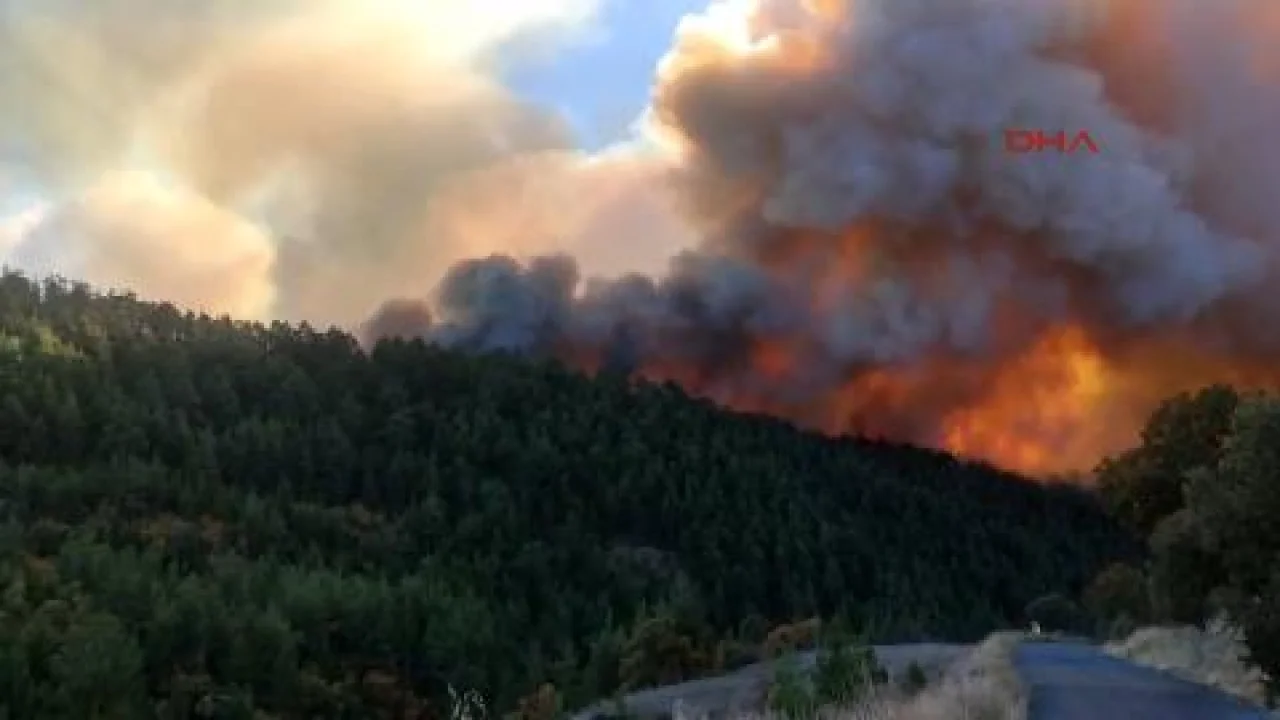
[1083,562,1150,629]
[900,660,928,695]
[767,653,817,719]
[813,631,885,705]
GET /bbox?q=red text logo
[1003,129,1099,154]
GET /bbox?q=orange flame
[940,325,1111,475]
[590,0,1280,480]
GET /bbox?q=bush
[767,654,817,719]
[1083,563,1150,629]
[813,631,885,705]
[720,640,759,672]
[765,630,888,719]
[514,683,559,720]
[900,660,928,695]
[1148,510,1222,625]
[763,618,822,659]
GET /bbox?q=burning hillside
[367,0,1280,474]
[5,0,1280,474]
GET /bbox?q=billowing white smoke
[0,0,688,326]
[9,172,277,318]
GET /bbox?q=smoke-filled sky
[4,0,1280,475]
[0,0,698,321]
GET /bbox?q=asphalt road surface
[571,643,968,719]
[1016,641,1271,720]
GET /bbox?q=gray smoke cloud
[365,0,1280,472]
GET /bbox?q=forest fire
[361,0,1280,477]
[627,320,1121,476]
[6,0,1280,477]
[939,325,1110,475]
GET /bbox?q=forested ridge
[0,271,1137,718]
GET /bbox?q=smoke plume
[0,0,682,326]
[6,0,1280,473]
[368,0,1280,474]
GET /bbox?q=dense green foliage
[1095,386,1280,704]
[0,271,1136,718]
[1081,562,1149,636]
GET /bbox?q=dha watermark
[1003,129,1099,155]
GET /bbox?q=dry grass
[1105,617,1274,714]
[674,632,1028,720]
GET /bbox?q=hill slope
[0,272,1137,717]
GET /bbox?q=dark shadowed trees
[1092,388,1280,704]
[0,270,1137,716]
[1185,396,1280,703]
[1096,385,1239,537]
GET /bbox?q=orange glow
[752,340,796,380]
[941,325,1110,475]
[585,0,1280,481]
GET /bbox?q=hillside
[0,271,1138,718]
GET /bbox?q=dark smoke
[364,0,1280,472]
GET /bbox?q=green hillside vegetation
[1088,385,1280,705]
[0,271,1137,718]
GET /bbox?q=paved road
[1016,641,1271,720]
[571,643,968,720]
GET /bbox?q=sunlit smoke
[9,171,277,318]
[0,0,685,326]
